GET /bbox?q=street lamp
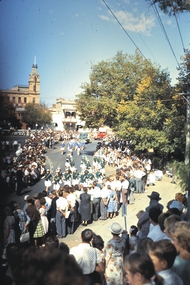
[36,123,38,130]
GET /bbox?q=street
[2,139,97,208]
[1,138,180,249]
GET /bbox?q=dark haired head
[26,197,34,204]
[158,212,171,232]
[124,252,163,285]
[149,239,177,269]
[92,235,104,250]
[59,242,70,255]
[45,236,59,249]
[136,237,153,253]
[81,229,93,243]
[11,247,84,285]
[149,207,162,224]
[40,197,46,206]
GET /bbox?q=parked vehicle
[94,128,107,140]
[78,132,90,144]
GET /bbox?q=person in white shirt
[133,166,145,193]
[91,181,101,221]
[66,187,76,234]
[147,207,168,242]
[70,229,104,285]
[55,190,68,238]
[100,183,110,220]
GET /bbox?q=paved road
[2,140,182,249]
[2,140,97,207]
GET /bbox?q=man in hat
[146,191,164,212]
[137,191,163,238]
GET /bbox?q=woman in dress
[39,197,49,236]
[80,187,91,226]
[107,185,117,219]
[104,222,128,285]
[25,197,45,246]
[44,169,52,192]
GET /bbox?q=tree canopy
[76,51,186,157]
[0,93,21,129]
[22,103,52,129]
[147,0,190,15]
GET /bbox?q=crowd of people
[1,218,190,285]
[1,133,190,285]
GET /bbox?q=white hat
[24,195,29,201]
[109,222,123,235]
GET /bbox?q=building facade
[50,98,84,131]
[0,61,40,108]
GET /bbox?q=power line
[152,3,181,69]
[116,0,157,63]
[101,0,147,60]
[174,12,186,52]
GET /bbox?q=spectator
[10,247,85,285]
[124,252,164,285]
[171,221,190,285]
[70,229,104,285]
[136,236,153,253]
[164,215,181,239]
[149,239,183,285]
[147,207,167,242]
[25,196,45,246]
[104,222,128,285]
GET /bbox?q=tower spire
[32,56,37,68]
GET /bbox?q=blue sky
[0,0,189,107]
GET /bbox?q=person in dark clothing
[25,197,45,246]
[80,187,91,226]
[48,191,58,236]
[16,165,23,196]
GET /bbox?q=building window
[72,112,76,117]
[24,97,27,103]
[13,97,15,103]
[65,112,70,118]
[33,98,35,104]
[18,97,21,103]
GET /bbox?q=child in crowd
[136,237,153,253]
[129,225,138,254]
[149,239,183,285]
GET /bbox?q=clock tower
[28,56,40,101]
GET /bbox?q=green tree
[0,93,21,129]
[22,103,52,129]
[76,51,186,157]
[147,0,190,15]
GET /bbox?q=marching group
[1,135,190,285]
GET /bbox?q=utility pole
[181,88,190,221]
[185,89,190,222]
